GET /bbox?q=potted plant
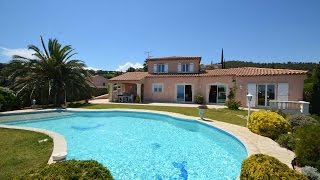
[198,105,208,119]
[195,95,204,104]
[135,95,141,103]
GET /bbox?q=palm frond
[40,36,50,59]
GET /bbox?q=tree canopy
[4,37,92,106]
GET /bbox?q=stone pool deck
[0,108,294,168]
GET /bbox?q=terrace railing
[269,100,310,114]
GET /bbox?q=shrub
[271,109,288,119]
[195,95,204,104]
[20,160,113,179]
[275,133,296,151]
[225,86,241,110]
[301,166,320,180]
[287,114,319,130]
[247,110,291,139]
[225,100,241,110]
[311,114,320,124]
[295,125,320,170]
[240,154,307,179]
[135,95,141,103]
[0,87,19,111]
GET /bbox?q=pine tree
[143,59,148,72]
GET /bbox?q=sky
[0,0,319,71]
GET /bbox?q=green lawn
[0,128,53,180]
[69,103,248,127]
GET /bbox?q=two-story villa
[109,56,307,109]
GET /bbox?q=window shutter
[178,63,181,73]
[247,83,256,107]
[153,64,157,73]
[277,83,288,101]
[165,63,168,73]
[190,63,194,72]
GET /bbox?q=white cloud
[116,62,143,72]
[84,66,101,71]
[0,47,35,59]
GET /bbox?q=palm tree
[5,36,92,106]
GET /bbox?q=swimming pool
[3,110,247,179]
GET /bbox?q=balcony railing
[269,100,310,114]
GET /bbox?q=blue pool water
[3,111,247,179]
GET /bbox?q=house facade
[109,56,306,108]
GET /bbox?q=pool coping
[0,108,295,168]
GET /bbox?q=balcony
[269,100,310,114]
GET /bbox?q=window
[157,64,165,73]
[113,84,118,91]
[153,84,163,93]
[102,83,106,86]
[113,84,121,91]
[179,63,194,73]
[182,63,190,73]
[154,63,168,73]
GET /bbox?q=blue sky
[0,0,319,71]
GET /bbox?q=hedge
[91,87,107,97]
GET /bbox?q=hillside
[224,61,318,72]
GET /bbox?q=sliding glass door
[177,85,185,102]
[176,85,192,102]
[257,85,266,106]
[209,85,226,103]
[267,84,275,106]
[257,84,276,106]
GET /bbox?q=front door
[257,84,276,106]
[176,85,192,102]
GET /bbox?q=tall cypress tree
[311,63,320,114]
[221,48,224,69]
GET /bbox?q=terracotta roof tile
[147,56,201,61]
[109,72,148,81]
[147,73,200,78]
[224,67,307,76]
[110,67,307,81]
